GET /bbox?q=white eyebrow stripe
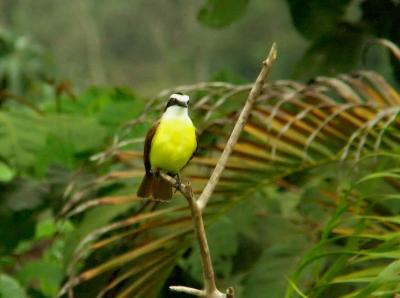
[170,93,190,103]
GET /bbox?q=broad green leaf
[34,134,75,176]
[51,87,144,130]
[35,214,57,239]
[197,0,250,28]
[97,88,144,128]
[18,260,63,297]
[34,115,108,175]
[0,111,47,170]
[0,161,15,182]
[0,110,107,176]
[45,115,107,153]
[0,274,28,298]
[243,237,307,298]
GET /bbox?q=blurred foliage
[0,29,50,96]
[197,0,250,28]
[0,1,399,298]
[287,0,400,81]
[0,31,146,297]
[1,0,399,91]
[0,274,28,298]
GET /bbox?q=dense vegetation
[1,1,400,297]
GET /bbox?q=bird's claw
[174,175,182,189]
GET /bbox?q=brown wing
[143,121,159,174]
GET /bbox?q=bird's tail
[137,173,172,201]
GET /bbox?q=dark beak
[176,101,188,108]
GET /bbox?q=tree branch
[161,43,277,297]
[169,286,205,296]
[161,172,221,296]
[197,42,277,211]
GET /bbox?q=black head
[164,93,190,111]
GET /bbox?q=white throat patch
[162,105,190,119]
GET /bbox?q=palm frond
[60,69,400,297]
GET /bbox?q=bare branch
[160,173,223,297]
[169,286,205,296]
[197,43,277,211]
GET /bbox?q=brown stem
[160,174,223,298]
[188,187,217,295]
[197,43,277,211]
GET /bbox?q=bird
[137,92,198,201]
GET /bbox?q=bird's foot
[174,174,182,190]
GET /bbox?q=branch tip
[169,286,205,296]
[226,287,235,298]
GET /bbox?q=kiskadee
[137,93,198,201]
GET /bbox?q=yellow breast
[150,118,197,173]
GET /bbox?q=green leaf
[0,161,15,182]
[18,260,63,297]
[0,274,28,298]
[97,88,144,128]
[0,110,108,176]
[0,111,47,170]
[357,171,400,184]
[197,0,250,28]
[35,214,56,239]
[45,115,107,153]
[243,237,307,298]
[286,0,352,39]
[352,260,400,298]
[34,115,108,175]
[287,279,309,298]
[52,87,144,130]
[34,134,75,176]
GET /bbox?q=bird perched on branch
[137,93,198,201]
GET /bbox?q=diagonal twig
[161,43,277,298]
[197,42,277,211]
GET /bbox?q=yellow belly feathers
[150,118,196,173]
